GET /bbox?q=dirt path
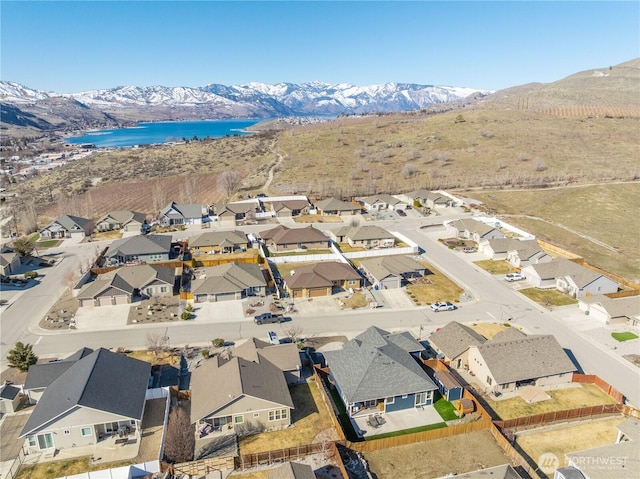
[261,141,283,192]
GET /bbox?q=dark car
[256,193,267,198]
[396,209,407,217]
[254,313,284,325]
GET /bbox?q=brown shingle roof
[428,321,486,359]
[284,262,359,290]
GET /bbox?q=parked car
[462,246,477,253]
[396,209,407,217]
[256,193,267,198]
[430,301,456,312]
[505,272,526,282]
[268,331,279,345]
[254,312,284,325]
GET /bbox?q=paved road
[2,214,639,407]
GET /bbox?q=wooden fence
[494,403,623,430]
[312,367,346,441]
[605,289,640,299]
[346,417,492,453]
[489,422,545,479]
[236,443,326,470]
[572,373,625,403]
[172,455,236,476]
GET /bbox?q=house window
[253,412,260,418]
[160,287,167,293]
[234,416,244,424]
[63,429,71,435]
[415,392,427,406]
[268,409,288,421]
[501,384,509,390]
[37,433,54,450]
[487,376,493,386]
[27,435,37,447]
[146,288,153,295]
[386,397,395,405]
[81,427,92,437]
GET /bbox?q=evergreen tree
[7,342,38,372]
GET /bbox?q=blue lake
[66,119,262,148]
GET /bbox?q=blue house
[104,234,172,265]
[433,369,463,402]
[324,326,437,418]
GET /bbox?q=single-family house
[215,202,260,224]
[399,189,451,209]
[283,261,361,298]
[190,262,267,302]
[268,462,316,479]
[578,295,640,326]
[360,255,426,289]
[270,200,310,218]
[96,210,147,233]
[556,418,639,479]
[259,225,329,252]
[467,334,576,393]
[330,225,395,248]
[189,230,249,254]
[104,234,172,265]
[479,238,550,267]
[315,198,361,216]
[0,383,23,414]
[234,338,302,385]
[40,215,93,239]
[522,258,618,298]
[360,194,407,211]
[190,355,294,435]
[159,202,211,226]
[428,321,486,370]
[23,348,94,404]
[324,326,437,417]
[20,348,151,453]
[77,265,176,307]
[446,218,505,243]
[0,251,20,276]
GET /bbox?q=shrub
[201,349,210,358]
[24,271,38,279]
[180,312,191,320]
[211,338,225,348]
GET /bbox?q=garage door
[98,296,113,307]
[309,288,327,298]
[292,289,304,299]
[215,292,237,302]
[114,295,129,305]
[80,299,94,308]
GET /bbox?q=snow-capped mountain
[0,80,491,132]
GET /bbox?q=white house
[578,295,640,325]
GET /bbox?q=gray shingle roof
[234,338,301,373]
[190,355,294,424]
[271,200,310,212]
[77,265,175,300]
[324,326,435,403]
[486,328,527,343]
[189,230,248,248]
[260,225,328,246]
[315,198,360,212]
[284,262,360,290]
[428,322,486,359]
[20,348,150,437]
[44,215,92,233]
[106,234,172,258]
[361,194,405,206]
[0,252,19,267]
[475,335,576,384]
[268,462,316,479]
[24,348,94,390]
[332,225,394,242]
[0,384,20,400]
[582,295,640,319]
[450,218,501,238]
[566,440,639,479]
[97,210,146,226]
[161,202,208,220]
[360,255,424,281]
[191,262,266,295]
[527,258,611,288]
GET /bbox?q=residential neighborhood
[0,189,638,479]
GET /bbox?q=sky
[1,1,638,93]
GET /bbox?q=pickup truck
[254,313,284,325]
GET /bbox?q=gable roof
[161,202,207,219]
[449,218,502,238]
[0,384,21,400]
[361,194,405,206]
[191,262,266,295]
[271,200,310,212]
[284,262,360,290]
[190,355,294,424]
[332,225,394,242]
[234,338,301,373]
[526,258,611,288]
[260,225,328,246]
[360,255,424,280]
[189,230,248,248]
[315,197,360,212]
[77,265,175,300]
[43,215,92,233]
[268,462,316,479]
[97,210,146,226]
[428,322,486,359]
[324,326,435,403]
[106,234,172,258]
[21,348,150,437]
[475,335,576,384]
[24,348,95,390]
[0,252,19,267]
[582,295,640,319]
[486,328,527,343]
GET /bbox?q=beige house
[234,338,302,385]
[96,210,147,233]
[259,225,329,252]
[315,198,361,216]
[270,200,310,218]
[428,321,486,370]
[467,334,576,393]
[446,218,505,243]
[0,251,20,276]
[578,294,640,326]
[40,215,93,239]
[191,262,267,302]
[283,261,361,298]
[189,230,249,254]
[190,355,294,436]
[330,225,395,248]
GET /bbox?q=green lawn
[473,259,517,275]
[612,332,639,342]
[518,287,577,307]
[324,378,360,442]
[365,422,447,441]
[433,393,459,421]
[36,239,62,248]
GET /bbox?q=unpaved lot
[517,416,625,468]
[364,430,512,479]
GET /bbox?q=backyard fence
[572,373,625,403]
[312,367,346,441]
[172,455,236,476]
[489,422,546,479]
[493,403,623,430]
[237,442,328,469]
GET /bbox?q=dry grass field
[516,416,626,469]
[469,183,640,281]
[406,261,465,305]
[485,384,616,420]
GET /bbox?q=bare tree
[152,180,168,213]
[401,163,418,179]
[284,325,304,344]
[218,170,243,199]
[163,406,195,463]
[146,333,167,358]
[534,157,547,172]
[19,202,38,235]
[518,152,529,162]
[61,268,76,290]
[180,177,197,204]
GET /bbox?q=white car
[505,272,525,282]
[430,301,456,312]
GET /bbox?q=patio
[351,405,443,438]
